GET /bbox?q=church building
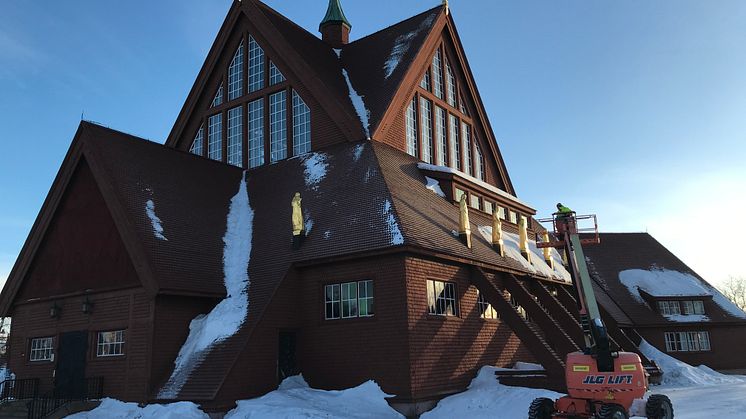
[2,0,745,416]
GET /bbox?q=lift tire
[528,397,554,419]
[646,394,674,419]
[597,403,629,419]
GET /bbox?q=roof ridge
[345,5,442,47]
[253,1,332,50]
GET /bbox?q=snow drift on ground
[158,175,253,398]
[66,398,208,419]
[639,339,745,386]
[382,199,404,245]
[422,366,562,419]
[477,226,569,282]
[224,375,403,419]
[619,268,746,318]
[145,199,167,241]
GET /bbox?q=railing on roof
[535,213,600,248]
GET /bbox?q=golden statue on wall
[519,215,531,262]
[458,194,472,248]
[291,192,303,236]
[492,207,504,257]
[542,230,554,269]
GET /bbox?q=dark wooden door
[278,331,298,382]
[55,331,88,398]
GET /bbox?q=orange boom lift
[528,210,673,419]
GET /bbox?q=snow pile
[417,162,532,209]
[145,199,167,241]
[383,12,437,79]
[158,175,253,399]
[302,152,329,191]
[477,226,569,281]
[341,69,371,138]
[422,366,562,419]
[225,375,403,419]
[639,339,746,387]
[619,268,746,319]
[66,398,208,419]
[424,176,446,197]
[383,199,404,245]
[352,143,365,162]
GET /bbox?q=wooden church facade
[2,0,746,416]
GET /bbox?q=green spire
[319,0,351,30]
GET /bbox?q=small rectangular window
[477,290,498,319]
[497,206,506,220]
[454,188,466,203]
[325,280,374,320]
[427,280,458,316]
[483,201,494,215]
[97,330,125,357]
[227,106,243,167]
[509,210,517,224]
[30,337,54,361]
[208,113,222,161]
[658,301,681,316]
[665,331,710,352]
[470,194,481,210]
[270,91,288,162]
[693,300,705,315]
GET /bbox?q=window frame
[29,337,54,362]
[96,330,126,358]
[664,331,711,352]
[426,279,459,317]
[324,280,375,321]
[477,290,498,320]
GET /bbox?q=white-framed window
[97,330,125,357]
[269,91,287,162]
[449,115,460,170]
[247,99,264,168]
[292,90,311,156]
[248,36,265,93]
[665,331,711,352]
[208,113,222,161]
[682,300,705,315]
[420,97,433,164]
[432,49,444,99]
[454,188,466,203]
[29,337,54,361]
[435,106,447,166]
[483,200,494,215]
[470,194,481,210]
[227,106,243,167]
[427,279,458,316]
[420,68,431,91]
[269,61,286,85]
[228,42,244,101]
[189,125,204,156]
[406,97,418,157]
[474,142,484,180]
[497,206,506,220]
[658,301,682,316]
[446,59,457,107]
[509,210,518,224]
[460,92,468,115]
[211,83,223,108]
[325,280,374,320]
[477,290,498,319]
[462,123,472,176]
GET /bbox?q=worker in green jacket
[556,203,573,215]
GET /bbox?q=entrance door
[277,331,298,382]
[55,331,88,398]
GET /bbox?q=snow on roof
[619,268,746,319]
[225,375,403,419]
[383,199,404,245]
[341,69,371,138]
[424,176,446,197]
[383,13,437,79]
[417,163,533,210]
[145,199,167,241]
[664,314,710,322]
[158,175,253,399]
[477,226,570,282]
[302,152,329,191]
[352,143,365,162]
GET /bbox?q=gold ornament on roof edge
[291,192,304,236]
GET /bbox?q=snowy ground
[66,346,746,418]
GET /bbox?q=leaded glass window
[406,97,418,157]
[211,83,223,107]
[358,280,374,317]
[208,113,222,161]
[269,91,287,162]
[247,99,264,168]
[475,142,485,180]
[435,106,447,166]
[292,90,311,156]
[420,97,433,164]
[228,42,244,101]
[325,280,374,320]
[97,330,125,357]
[420,69,431,91]
[449,115,460,170]
[248,36,265,93]
[269,61,286,85]
[446,59,457,107]
[190,125,204,156]
[432,50,444,99]
[227,106,243,167]
[462,122,472,175]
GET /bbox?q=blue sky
[1,0,745,288]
